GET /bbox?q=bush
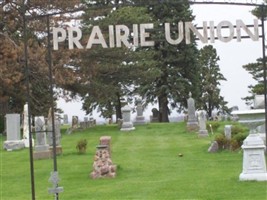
[214,133,227,149]
[231,125,247,136]
[230,139,240,151]
[76,139,87,154]
[207,121,220,132]
[233,132,248,147]
[214,125,248,151]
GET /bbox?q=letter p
[53,27,67,50]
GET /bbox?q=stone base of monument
[3,140,25,151]
[186,122,199,131]
[35,144,49,152]
[134,116,146,125]
[33,150,52,160]
[22,138,35,148]
[239,134,267,181]
[258,133,266,146]
[198,130,209,137]
[239,172,267,181]
[120,122,135,131]
[100,136,111,156]
[49,146,63,155]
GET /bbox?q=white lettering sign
[52,19,259,50]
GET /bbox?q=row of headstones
[72,116,96,129]
[65,116,96,134]
[3,113,62,159]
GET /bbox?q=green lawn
[1,122,267,200]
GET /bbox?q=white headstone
[63,114,68,124]
[3,114,24,150]
[186,92,198,131]
[72,116,79,129]
[198,110,208,137]
[55,119,61,146]
[239,134,267,181]
[34,116,49,152]
[134,98,146,125]
[47,109,62,147]
[120,104,135,131]
[224,125,232,140]
[22,103,30,147]
[254,95,264,109]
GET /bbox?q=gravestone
[90,144,116,179]
[34,116,49,151]
[100,136,112,156]
[208,141,219,153]
[22,103,34,147]
[89,118,96,127]
[134,98,146,125]
[198,110,209,137]
[52,118,62,155]
[117,118,123,129]
[257,124,266,145]
[63,114,68,124]
[72,116,79,129]
[224,125,232,140]
[150,108,159,122]
[186,92,198,131]
[254,95,266,144]
[80,122,86,129]
[33,116,51,159]
[3,114,24,151]
[239,134,267,181]
[120,104,135,131]
[254,95,264,109]
[47,108,62,155]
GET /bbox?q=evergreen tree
[242,58,264,106]
[79,1,155,120]
[133,0,201,122]
[241,3,266,106]
[198,45,228,118]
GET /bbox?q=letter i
[209,21,215,43]
[109,25,115,48]
[133,24,139,47]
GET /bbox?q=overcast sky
[192,2,262,110]
[58,1,265,120]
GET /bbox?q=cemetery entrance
[5,1,267,199]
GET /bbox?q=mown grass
[0,122,266,200]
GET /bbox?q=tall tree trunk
[115,93,122,122]
[158,95,169,122]
[107,101,113,122]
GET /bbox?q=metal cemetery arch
[20,1,267,199]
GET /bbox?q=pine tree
[133,0,201,122]
[78,2,154,120]
[198,45,228,118]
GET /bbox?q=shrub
[231,125,247,136]
[214,133,227,149]
[76,139,87,154]
[207,121,220,132]
[214,124,248,151]
[230,139,240,151]
[233,132,248,147]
